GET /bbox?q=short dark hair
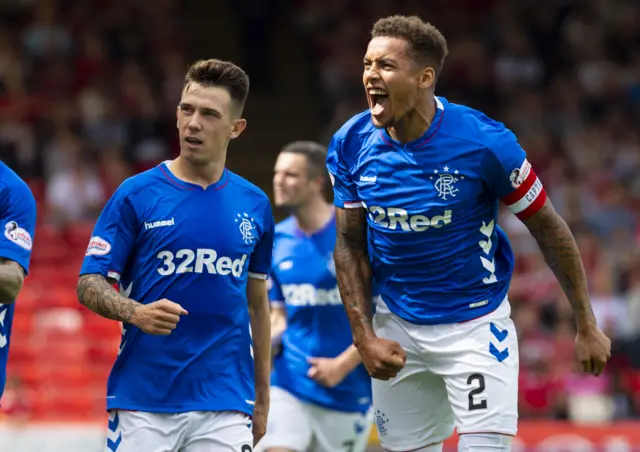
[184,59,250,113]
[280,141,328,180]
[372,15,449,77]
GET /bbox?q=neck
[169,155,225,188]
[294,197,334,234]
[387,93,436,144]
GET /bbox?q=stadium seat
[61,222,95,250]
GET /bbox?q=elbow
[0,278,22,305]
[76,275,91,307]
[0,287,19,304]
[0,265,24,304]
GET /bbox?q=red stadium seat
[62,222,95,250]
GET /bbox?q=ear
[229,118,247,140]
[176,105,180,129]
[311,175,326,193]
[418,67,436,90]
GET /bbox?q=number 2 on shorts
[467,373,488,411]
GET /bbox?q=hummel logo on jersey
[157,248,247,277]
[359,175,377,183]
[145,218,175,230]
[368,206,453,232]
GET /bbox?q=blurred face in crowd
[176,83,246,165]
[273,152,322,209]
[363,36,435,129]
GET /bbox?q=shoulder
[272,217,298,261]
[438,97,517,153]
[274,216,297,238]
[0,163,33,198]
[226,170,270,204]
[112,168,160,203]
[330,110,377,149]
[0,164,35,211]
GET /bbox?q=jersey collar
[379,97,445,151]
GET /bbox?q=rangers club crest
[430,166,464,200]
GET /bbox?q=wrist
[575,313,598,334]
[128,302,145,326]
[353,328,377,350]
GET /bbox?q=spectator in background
[46,150,104,228]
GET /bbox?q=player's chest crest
[355,156,480,209]
[141,206,260,256]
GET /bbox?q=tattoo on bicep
[77,274,137,322]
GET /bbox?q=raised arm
[522,198,611,375]
[333,207,374,347]
[0,259,24,304]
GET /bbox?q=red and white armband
[501,160,547,220]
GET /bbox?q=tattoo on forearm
[334,208,374,344]
[524,200,594,324]
[77,274,138,322]
[0,258,23,303]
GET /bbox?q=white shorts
[372,297,519,452]
[256,386,373,452]
[105,409,253,452]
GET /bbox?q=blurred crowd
[0,0,184,228]
[2,0,640,424]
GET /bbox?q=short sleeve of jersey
[267,270,284,307]
[248,201,275,280]
[326,134,361,209]
[0,183,36,274]
[80,183,138,282]
[482,126,547,220]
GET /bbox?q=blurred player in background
[77,59,274,452]
[259,141,372,452]
[326,15,611,452]
[0,162,36,402]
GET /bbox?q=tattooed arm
[77,274,186,334]
[522,199,595,329]
[523,198,611,374]
[334,207,374,346]
[334,207,405,379]
[77,274,141,322]
[0,259,24,304]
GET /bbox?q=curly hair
[372,15,449,77]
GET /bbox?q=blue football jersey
[80,162,275,415]
[269,215,371,413]
[326,97,547,325]
[0,162,36,400]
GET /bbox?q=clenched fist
[130,298,188,335]
[358,336,406,380]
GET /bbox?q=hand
[575,324,611,376]
[357,336,406,380]
[307,357,348,388]
[130,299,188,335]
[252,396,269,447]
